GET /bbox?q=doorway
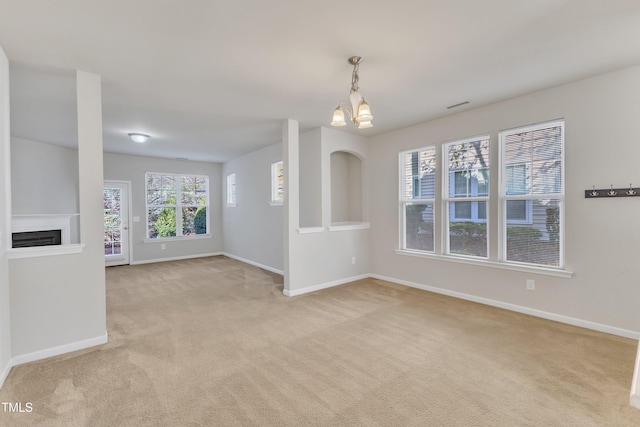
[104,181,131,266]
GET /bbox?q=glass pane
[104,188,122,256]
[404,203,434,252]
[506,199,560,266]
[453,201,471,219]
[506,200,527,222]
[148,207,176,238]
[182,207,207,235]
[403,147,436,200]
[449,202,487,258]
[447,138,490,199]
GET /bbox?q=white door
[104,181,131,266]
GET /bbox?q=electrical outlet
[161,244,166,250]
[352,257,356,265]
[526,279,535,291]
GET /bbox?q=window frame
[499,120,565,268]
[270,160,284,205]
[145,172,210,240]
[226,173,236,207]
[442,135,491,259]
[399,145,437,253]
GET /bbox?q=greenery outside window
[146,173,209,239]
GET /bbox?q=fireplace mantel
[12,214,79,245]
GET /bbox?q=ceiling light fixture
[128,133,150,143]
[330,56,373,129]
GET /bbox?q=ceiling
[1,1,640,163]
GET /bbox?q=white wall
[369,64,640,336]
[284,125,371,295]
[104,153,222,264]
[222,142,283,273]
[0,45,13,388]
[9,71,107,360]
[11,137,79,215]
[299,129,322,228]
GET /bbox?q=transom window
[145,173,209,239]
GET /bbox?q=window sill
[144,234,211,243]
[297,227,324,234]
[394,249,573,278]
[328,222,371,232]
[8,243,85,260]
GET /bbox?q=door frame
[104,180,133,266]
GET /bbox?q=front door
[104,181,131,266]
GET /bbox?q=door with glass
[104,181,130,266]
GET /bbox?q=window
[444,136,490,258]
[226,173,236,206]
[400,146,436,252]
[146,173,209,239]
[500,120,564,267]
[271,161,284,205]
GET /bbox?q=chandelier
[330,56,373,129]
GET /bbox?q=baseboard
[222,252,284,275]
[370,274,640,340]
[11,332,108,367]
[130,252,223,265]
[632,342,640,409]
[0,359,11,389]
[283,274,370,297]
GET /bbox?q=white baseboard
[130,252,223,265]
[0,359,11,389]
[284,274,370,297]
[222,252,284,275]
[10,332,108,367]
[632,342,640,409]
[370,274,640,340]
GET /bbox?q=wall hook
[589,186,599,197]
[626,184,637,196]
[608,185,617,196]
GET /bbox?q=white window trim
[145,172,210,239]
[226,173,236,207]
[399,146,436,252]
[498,119,565,268]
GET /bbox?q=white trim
[395,249,573,278]
[297,227,324,234]
[10,332,108,367]
[8,243,85,260]
[370,273,639,339]
[328,222,370,232]
[130,252,223,265]
[12,213,78,245]
[0,359,11,389]
[143,233,211,243]
[283,274,369,297]
[632,342,640,409]
[222,252,284,275]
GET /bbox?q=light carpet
[1,255,639,426]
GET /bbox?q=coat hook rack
[585,184,640,198]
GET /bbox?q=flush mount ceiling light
[128,133,150,143]
[330,56,373,129]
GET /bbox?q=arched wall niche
[330,149,363,225]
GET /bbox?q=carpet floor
[1,255,639,426]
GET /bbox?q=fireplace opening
[12,229,62,248]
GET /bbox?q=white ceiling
[1,0,640,163]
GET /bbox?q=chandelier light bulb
[128,133,150,143]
